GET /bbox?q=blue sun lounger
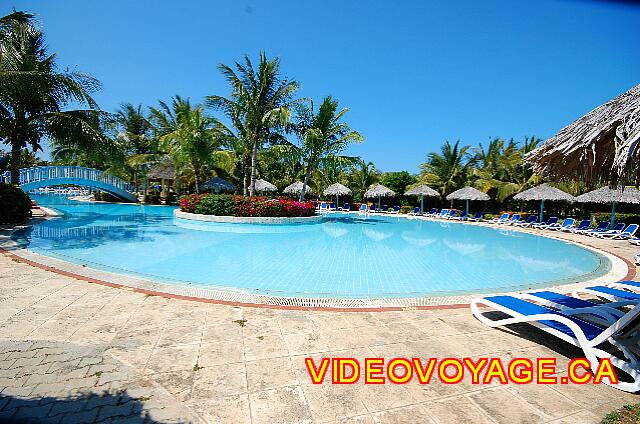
[514,215,537,227]
[578,221,609,235]
[471,294,640,392]
[596,224,638,240]
[489,213,510,224]
[531,216,558,229]
[467,211,484,221]
[548,217,574,232]
[409,207,421,216]
[568,219,591,233]
[589,222,624,237]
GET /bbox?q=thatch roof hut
[513,184,575,222]
[446,187,490,216]
[254,179,278,194]
[364,184,396,209]
[283,181,313,196]
[526,83,640,186]
[147,162,176,180]
[405,184,439,213]
[323,183,352,208]
[200,177,236,193]
[575,186,640,226]
[446,187,490,201]
[323,183,352,196]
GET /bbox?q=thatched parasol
[526,83,640,186]
[147,162,176,180]
[364,184,396,209]
[513,184,575,222]
[283,181,313,196]
[576,186,640,226]
[200,177,236,193]
[254,179,278,194]
[446,187,490,216]
[405,184,439,213]
[323,183,352,208]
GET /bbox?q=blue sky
[7,0,640,172]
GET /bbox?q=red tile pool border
[0,244,635,312]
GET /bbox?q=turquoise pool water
[14,195,609,298]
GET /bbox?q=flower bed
[179,194,316,217]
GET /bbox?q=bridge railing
[19,166,135,193]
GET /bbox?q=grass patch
[91,371,103,377]
[193,363,203,372]
[602,404,640,424]
[233,319,247,327]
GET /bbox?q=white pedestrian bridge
[18,166,138,202]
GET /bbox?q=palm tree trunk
[300,165,312,202]
[243,154,250,196]
[249,141,258,197]
[10,141,21,185]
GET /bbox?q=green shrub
[400,206,413,214]
[591,212,640,226]
[194,195,235,216]
[0,183,32,224]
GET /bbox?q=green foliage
[194,195,235,216]
[0,11,112,182]
[601,403,640,424]
[420,140,474,196]
[348,159,380,201]
[0,183,31,223]
[592,212,640,226]
[400,205,413,214]
[381,171,417,195]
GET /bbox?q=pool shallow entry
[16,195,611,299]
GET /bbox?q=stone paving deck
[0,225,639,423]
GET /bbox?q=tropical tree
[348,159,380,201]
[380,171,417,196]
[472,136,541,201]
[419,140,474,195]
[149,96,224,193]
[206,52,300,196]
[0,11,110,184]
[291,96,363,200]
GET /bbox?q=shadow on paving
[0,390,169,423]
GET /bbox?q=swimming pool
[14,195,610,299]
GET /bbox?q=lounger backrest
[613,222,626,231]
[474,212,483,219]
[596,303,640,343]
[394,206,400,211]
[414,207,420,212]
[547,217,558,224]
[527,215,537,223]
[440,209,448,216]
[595,221,609,230]
[499,213,509,220]
[576,220,590,229]
[511,214,520,221]
[343,203,350,210]
[359,204,367,211]
[320,202,327,208]
[562,218,574,227]
[430,208,437,214]
[624,224,639,235]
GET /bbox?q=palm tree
[206,52,300,196]
[0,11,109,184]
[292,96,363,200]
[349,159,380,201]
[149,96,222,193]
[472,137,541,201]
[420,140,474,195]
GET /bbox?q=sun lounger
[596,223,636,239]
[388,205,400,214]
[339,203,350,211]
[503,214,521,225]
[568,219,591,233]
[425,208,437,216]
[514,215,537,227]
[578,221,609,235]
[467,211,484,221]
[547,218,574,232]
[358,204,368,215]
[445,210,458,219]
[488,213,510,224]
[471,293,640,392]
[328,202,337,211]
[318,202,328,212]
[452,211,468,220]
[531,216,558,229]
